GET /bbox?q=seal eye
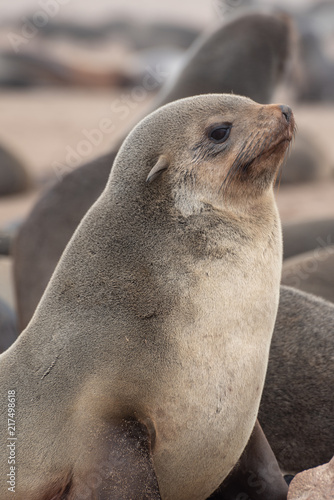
[209,126,230,143]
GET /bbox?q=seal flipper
[69,418,161,500]
[146,155,169,184]
[208,420,288,500]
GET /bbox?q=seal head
[139,95,294,217]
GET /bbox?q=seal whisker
[219,132,258,192]
[241,134,270,173]
[275,142,292,192]
[220,131,266,194]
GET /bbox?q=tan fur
[0,94,292,499]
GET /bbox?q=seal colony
[0,94,293,499]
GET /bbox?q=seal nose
[280,105,292,123]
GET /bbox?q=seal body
[0,94,291,499]
[260,286,334,473]
[159,12,292,105]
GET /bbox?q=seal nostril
[279,104,292,123]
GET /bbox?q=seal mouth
[219,120,296,194]
[245,115,296,168]
[245,134,293,169]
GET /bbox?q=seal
[212,420,288,500]
[158,11,292,105]
[0,94,292,499]
[202,286,334,496]
[0,144,30,196]
[279,131,330,185]
[259,286,334,473]
[283,218,334,259]
[295,30,334,102]
[0,297,17,353]
[281,247,334,303]
[0,233,11,256]
[24,18,199,50]
[13,12,293,329]
[0,51,135,89]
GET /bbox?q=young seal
[281,247,334,303]
[13,12,293,329]
[0,94,292,499]
[259,286,334,472]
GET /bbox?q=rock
[287,457,334,499]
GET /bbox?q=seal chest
[0,94,294,499]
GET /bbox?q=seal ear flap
[146,155,169,184]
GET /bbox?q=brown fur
[0,94,290,499]
[260,286,334,472]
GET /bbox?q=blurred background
[1,0,334,310]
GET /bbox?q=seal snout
[279,104,292,124]
[276,104,295,141]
